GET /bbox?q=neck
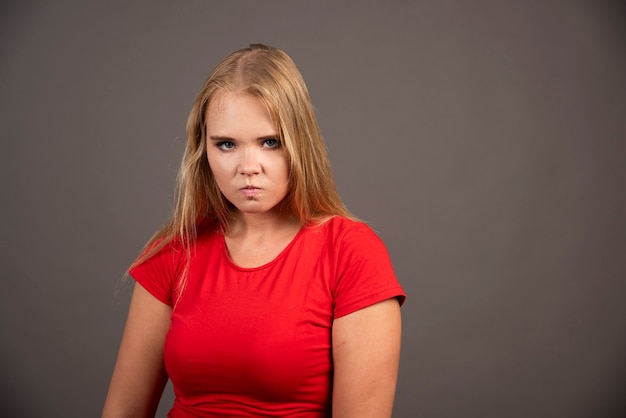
[223,210,303,268]
[228,210,301,239]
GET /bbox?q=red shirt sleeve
[333,222,406,319]
[129,240,185,307]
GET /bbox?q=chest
[163,235,337,407]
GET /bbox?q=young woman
[103,43,405,418]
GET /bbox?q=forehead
[206,92,277,135]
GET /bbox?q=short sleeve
[129,240,185,307]
[333,222,406,319]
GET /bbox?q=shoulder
[132,218,221,276]
[308,216,380,241]
[323,217,405,317]
[316,216,387,251]
[302,216,391,269]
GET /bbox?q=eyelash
[215,139,280,150]
[216,141,235,150]
[262,139,280,149]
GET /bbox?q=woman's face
[205,92,290,217]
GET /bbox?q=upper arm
[102,282,172,418]
[332,298,402,418]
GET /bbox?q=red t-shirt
[130,216,406,417]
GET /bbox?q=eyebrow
[208,134,279,141]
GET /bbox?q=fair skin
[205,91,301,266]
[102,284,170,418]
[103,91,402,417]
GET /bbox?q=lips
[240,185,261,198]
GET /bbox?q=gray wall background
[1,1,625,417]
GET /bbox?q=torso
[165,220,335,417]
[130,216,404,417]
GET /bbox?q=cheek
[206,154,229,177]
[275,153,290,181]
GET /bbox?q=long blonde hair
[129,44,353,288]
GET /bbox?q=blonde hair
[129,44,353,291]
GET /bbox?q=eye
[216,141,235,150]
[262,138,280,149]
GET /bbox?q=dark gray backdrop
[1,1,625,417]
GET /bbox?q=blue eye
[263,139,280,149]
[217,141,235,150]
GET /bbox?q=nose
[238,148,261,176]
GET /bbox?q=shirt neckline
[220,225,307,272]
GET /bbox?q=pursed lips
[240,185,261,197]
